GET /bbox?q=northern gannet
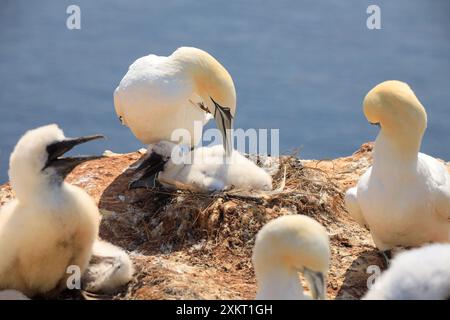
[345,81,450,255]
[364,244,450,300]
[114,47,236,156]
[0,124,103,297]
[252,215,330,300]
[82,240,134,294]
[130,141,272,192]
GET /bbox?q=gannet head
[252,214,330,300]
[9,124,104,200]
[172,47,236,156]
[364,244,450,300]
[363,81,427,150]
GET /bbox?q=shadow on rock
[335,249,387,300]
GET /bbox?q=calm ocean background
[0,0,449,183]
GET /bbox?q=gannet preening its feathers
[0,125,104,297]
[252,215,330,300]
[130,141,272,192]
[345,80,450,252]
[114,47,236,155]
[364,244,450,300]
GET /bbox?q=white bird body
[114,47,236,150]
[0,186,99,296]
[252,215,330,300]
[364,244,450,300]
[82,240,134,294]
[144,141,272,192]
[352,151,450,249]
[0,125,101,297]
[345,81,450,250]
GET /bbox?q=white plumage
[82,240,134,294]
[140,141,272,192]
[252,215,330,300]
[364,244,450,300]
[0,125,101,297]
[114,47,236,153]
[345,81,450,250]
[0,125,134,298]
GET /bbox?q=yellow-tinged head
[172,47,236,155]
[252,214,330,300]
[172,47,236,115]
[363,81,427,145]
[9,124,103,201]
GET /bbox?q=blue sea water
[0,0,449,183]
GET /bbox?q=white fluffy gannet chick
[114,47,236,155]
[82,240,134,294]
[252,215,330,300]
[0,124,104,297]
[364,244,450,300]
[345,81,450,255]
[130,141,272,192]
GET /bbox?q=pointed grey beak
[211,97,233,157]
[129,151,168,189]
[44,134,105,178]
[303,268,327,300]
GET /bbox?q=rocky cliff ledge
[1,143,449,300]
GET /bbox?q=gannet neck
[171,47,236,115]
[373,130,420,166]
[255,264,307,300]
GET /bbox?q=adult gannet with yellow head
[345,81,450,256]
[252,215,330,300]
[0,124,104,297]
[114,47,236,156]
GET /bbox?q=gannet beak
[44,134,105,177]
[370,122,381,128]
[211,97,233,157]
[303,268,326,300]
[129,151,168,189]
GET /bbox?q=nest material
[86,152,362,300]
